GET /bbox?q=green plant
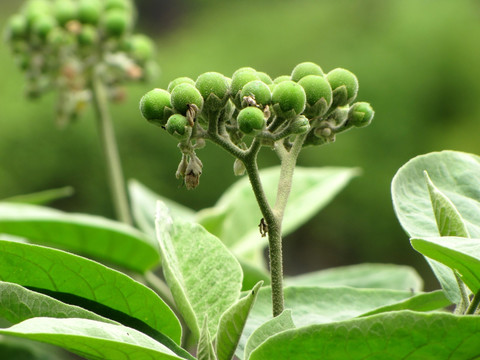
[4,0,157,225]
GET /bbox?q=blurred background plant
[1,0,480,288]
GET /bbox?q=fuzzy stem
[466,290,480,315]
[90,73,132,225]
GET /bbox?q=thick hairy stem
[466,290,480,315]
[205,111,246,159]
[91,73,132,225]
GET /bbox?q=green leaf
[0,318,185,360]
[0,281,117,325]
[216,281,262,360]
[0,337,67,360]
[285,263,423,291]
[156,202,243,339]
[238,286,425,359]
[197,166,358,260]
[244,310,295,360]
[411,236,480,293]
[392,150,480,238]
[248,311,480,360]
[128,180,195,238]
[424,171,469,237]
[360,290,451,316]
[197,316,216,360]
[0,240,182,345]
[0,203,159,273]
[1,187,74,205]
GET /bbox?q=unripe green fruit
[166,114,188,136]
[127,34,155,62]
[240,80,271,108]
[171,83,204,115]
[5,15,28,41]
[230,68,260,107]
[195,72,230,111]
[32,16,57,40]
[326,68,359,107]
[167,77,195,93]
[54,0,77,26]
[273,75,290,84]
[139,88,172,126]
[348,102,374,127]
[291,62,324,82]
[78,0,101,24]
[105,0,131,11]
[298,75,332,117]
[237,107,265,134]
[257,71,273,84]
[78,24,98,46]
[104,9,131,37]
[272,80,306,118]
[24,0,52,25]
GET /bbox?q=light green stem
[466,290,480,315]
[91,73,132,225]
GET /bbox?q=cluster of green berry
[4,0,157,125]
[139,62,374,188]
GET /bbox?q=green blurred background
[1,0,480,289]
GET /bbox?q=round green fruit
[54,0,77,26]
[195,72,229,100]
[166,114,188,136]
[291,62,324,82]
[272,80,306,118]
[105,0,131,11]
[257,71,273,84]
[5,15,28,41]
[139,88,172,126]
[237,107,265,134]
[171,83,204,115]
[348,102,374,127]
[298,75,332,116]
[32,16,57,40]
[78,0,101,24]
[326,68,359,107]
[230,68,259,97]
[167,77,195,92]
[127,34,155,62]
[240,80,271,108]
[273,75,290,84]
[104,9,130,37]
[77,24,98,46]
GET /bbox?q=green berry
[54,0,78,26]
[326,68,359,107]
[77,24,98,46]
[5,15,28,41]
[171,83,204,115]
[237,107,265,134]
[78,0,101,24]
[139,88,172,126]
[105,0,131,11]
[32,16,57,40]
[298,75,332,117]
[230,68,260,108]
[127,34,155,62]
[291,62,324,82]
[273,75,290,84]
[272,80,306,118]
[240,80,271,108]
[167,77,195,92]
[195,72,230,111]
[104,9,131,37]
[348,102,374,127]
[24,0,52,25]
[166,114,188,136]
[257,71,273,84]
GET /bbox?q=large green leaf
[285,263,423,291]
[0,281,116,325]
[197,166,359,259]
[0,337,67,360]
[128,180,195,238]
[1,187,74,205]
[0,318,185,360]
[248,311,480,360]
[216,281,262,360]
[392,151,480,238]
[156,202,243,339]
[411,236,480,294]
[0,203,159,273]
[238,286,436,359]
[0,240,182,344]
[243,310,295,360]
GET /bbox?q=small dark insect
[259,218,268,237]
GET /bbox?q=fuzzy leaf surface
[249,311,480,360]
[0,317,185,360]
[0,240,181,344]
[156,202,242,339]
[197,316,216,360]
[1,187,74,205]
[0,203,159,272]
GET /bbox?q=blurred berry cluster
[4,0,157,125]
[140,62,374,188]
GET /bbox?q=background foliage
[1,0,480,288]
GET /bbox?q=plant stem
[466,290,480,315]
[90,73,132,225]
